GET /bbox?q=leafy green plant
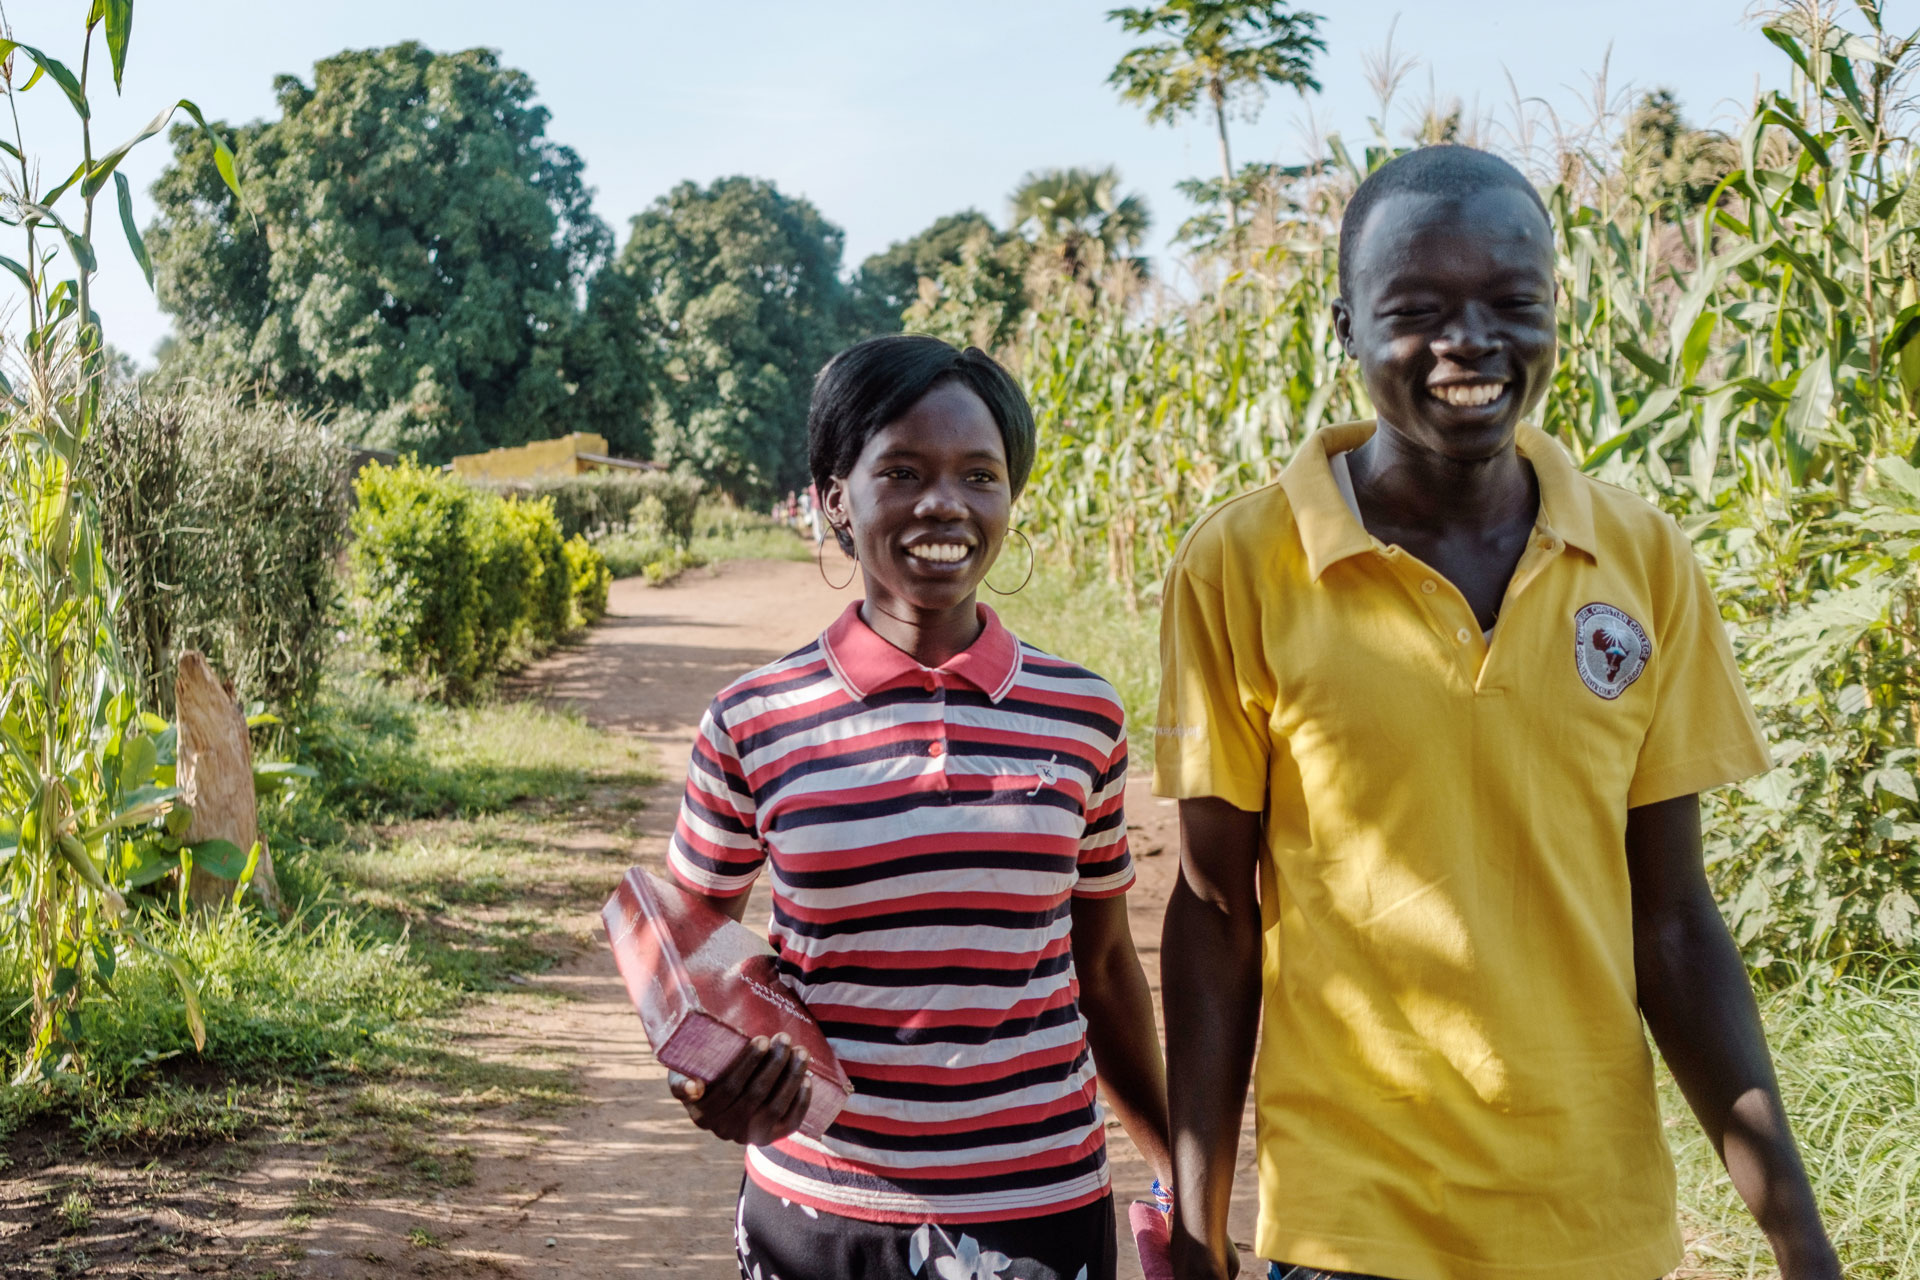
[481,469,658,539]
[628,471,703,548]
[506,498,572,645]
[350,460,481,694]
[563,534,610,624]
[82,389,350,718]
[1,2,245,1077]
[350,464,601,693]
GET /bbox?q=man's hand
[1628,794,1840,1280]
[668,1033,813,1147]
[1163,796,1264,1280]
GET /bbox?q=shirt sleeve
[1074,730,1134,898]
[667,699,765,897]
[1627,544,1774,808]
[1151,550,1272,811]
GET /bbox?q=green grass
[992,567,1159,764]
[1668,964,1920,1278]
[0,671,654,1154]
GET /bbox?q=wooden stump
[176,650,284,915]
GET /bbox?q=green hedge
[481,470,702,541]
[565,534,611,624]
[350,463,609,695]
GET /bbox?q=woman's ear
[822,477,848,532]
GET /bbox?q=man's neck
[1344,419,1536,537]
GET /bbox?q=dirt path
[302,559,1259,1279]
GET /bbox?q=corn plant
[1,2,243,1078]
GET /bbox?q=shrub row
[481,469,703,542]
[84,390,352,718]
[350,461,610,695]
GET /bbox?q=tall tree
[147,43,611,461]
[851,210,1001,331]
[1107,1,1325,230]
[597,176,851,501]
[1008,166,1151,281]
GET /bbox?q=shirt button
[1455,627,1471,645]
[922,673,938,691]
[1420,579,1438,594]
[927,740,945,758]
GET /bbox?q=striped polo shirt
[669,601,1133,1224]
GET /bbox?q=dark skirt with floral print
[735,1176,1116,1280]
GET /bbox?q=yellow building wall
[449,433,612,482]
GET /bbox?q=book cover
[602,866,851,1141]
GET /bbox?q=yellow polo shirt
[1153,422,1771,1280]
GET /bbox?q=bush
[564,535,611,624]
[351,465,602,694]
[465,495,536,675]
[481,470,659,539]
[84,391,352,717]
[351,460,481,692]
[629,471,704,548]
[506,499,572,645]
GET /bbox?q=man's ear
[1330,296,1356,358]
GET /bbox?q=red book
[602,866,852,1140]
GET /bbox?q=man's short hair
[1337,145,1552,300]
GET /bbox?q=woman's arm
[1626,794,1839,1280]
[663,879,813,1146]
[1071,893,1173,1188]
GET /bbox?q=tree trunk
[1212,77,1237,230]
[176,650,283,915]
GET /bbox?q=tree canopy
[851,210,1000,330]
[1008,166,1151,280]
[598,176,852,502]
[1108,1,1324,229]
[147,43,611,461]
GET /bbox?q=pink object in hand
[1129,1200,1174,1280]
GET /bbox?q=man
[1154,146,1839,1280]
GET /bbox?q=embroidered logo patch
[1574,602,1651,700]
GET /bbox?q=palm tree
[1007,166,1151,281]
[1108,1,1325,230]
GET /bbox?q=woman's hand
[668,1032,814,1146]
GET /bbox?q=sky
[3,0,1899,363]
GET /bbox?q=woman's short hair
[808,336,1037,554]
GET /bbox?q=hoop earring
[983,528,1035,596]
[817,534,857,590]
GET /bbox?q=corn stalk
[1,2,242,1078]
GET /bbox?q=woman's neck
[858,588,984,670]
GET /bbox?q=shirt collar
[1278,420,1599,581]
[820,601,1023,703]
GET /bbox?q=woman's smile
[903,538,977,568]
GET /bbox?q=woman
[665,335,1172,1280]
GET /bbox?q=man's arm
[1071,894,1173,1188]
[1626,794,1840,1280]
[1163,796,1265,1280]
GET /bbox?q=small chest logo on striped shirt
[1025,756,1060,795]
